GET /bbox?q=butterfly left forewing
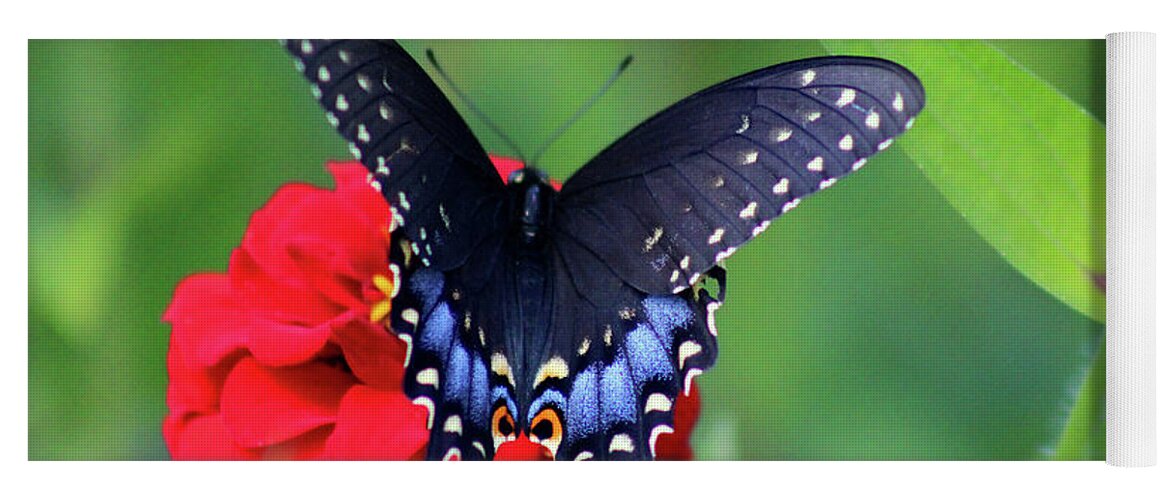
[286,39,507,273]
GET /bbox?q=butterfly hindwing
[556,56,925,296]
[535,242,724,460]
[387,232,500,460]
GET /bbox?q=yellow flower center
[369,270,400,324]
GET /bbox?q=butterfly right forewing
[556,56,925,296]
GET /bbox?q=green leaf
[821,40,1105,323]
[1053,335,1106,460]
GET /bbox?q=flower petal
[165,413,259,460]
[654,388,701,460]
[319,385,430,460]
[163,274,248,368]
[220,357,354,448]
[330,316,407,391]
[493,435,554,461]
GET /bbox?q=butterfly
[285,40,924,460]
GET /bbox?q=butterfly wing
[556,56,925,295]
[540,56,924,459]
[286,39,507,273]
[288,40,516,459]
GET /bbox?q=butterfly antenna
[426,48,528,164]
[531,54,634,166]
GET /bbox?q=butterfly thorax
[507,167,557,248]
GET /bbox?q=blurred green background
[28,40,1105,460]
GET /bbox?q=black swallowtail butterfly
[286,40,924,460]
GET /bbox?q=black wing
[285,39,507,272]
[555,56,925,295]
[537,56,923,459]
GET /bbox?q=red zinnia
[163,157,699,460]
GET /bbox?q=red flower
[163,157,700,460]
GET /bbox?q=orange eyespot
[530,407,564,456]
[492,405,517,450]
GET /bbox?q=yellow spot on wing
[491,353,516,388]
[533,356,569,388]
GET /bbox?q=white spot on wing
[773,127,793,142]
[782,199,801,213]
[402,308,419,326]
[398,191,411,211]
[379,102,393,121]
[335,94,349,112]
[300,40,314,54]
[609,434,635,453]
[799,69,816,86]
[645,393,672,413]
[878,138,894,151]
[838,134,854,151]
[707,228,725,245]
[751,220,771,237]
[397,333,413,366]
[852,158,868,170]
[680,255,691,269]
[670,269,680,283]
[736,114,750,134]
[806,156,824,172]
[715,246,739,262]
[357,124,371,143]
[819,178,838,190]
[893,92,905,112]
[643,227,663,253]
[443,415,463,435]
[772,178,790,195]
[442,447,460,461]
[357,73,372,92]
[574,451,594,461]
[683,369,704,396]
[706,301,722,337]
[679,341,702,370]
[740,150,759,165]
[317,65,331,82]
[905,117,916,130]
[416,368,440,388]
[806,111,822,122]
[865,110,881,129]
[739,201,758,220]
[835,88,856,107]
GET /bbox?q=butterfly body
[286,40,924,460]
